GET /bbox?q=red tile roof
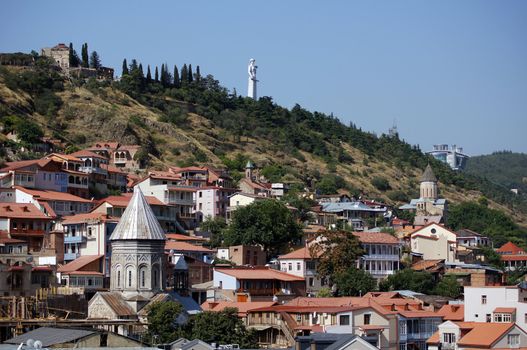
[166,233,207,242]
[494,307,516,313]
[215,267,304,282]
[497,242,526,255]
[58,255,103,273]
[15,187,92,203]
[458,322,516,347]
[97,193,165,207]
[353,231,399,244]
[278,246,322,260]
[202,301,277,316]
[61,212,117,225]
[0,231,27,244]
[0,203,51,219]
[70,150,109,159]
[165,241,213,253]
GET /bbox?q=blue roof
[170,292,202,315]
[321,202,386,213]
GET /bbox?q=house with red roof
[353,231,401,281]
[427,321,527,350]
[86,141,142,170]
[213,266,306,303]
[496,241,527,271]
[246,292,443,349]
[57,255,105,293]
[410,223,458,262]
[278,245,324,296]
[92,193,184,233]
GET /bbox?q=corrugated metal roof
[110,186,166,241]
[321,202,386,213]
[99,292,136,316]
[4,327,95,346]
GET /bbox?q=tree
[122,59,129,76]
[284,195,316,223]
[81,43,89,68]
[379,269,436,294]
[146,301,184,344]
[371,176,391,191]
[200,216,227,248]
[188,64,193,83]
[333,267,376,296]
[173,65,180,88]
[68,43,80,67]
[224,200,302,257]
[154,66,159,82]
[316,287,333,297]
[89,51,101,69]
[316,174,347,195]
[196,65,201,82]
[146,65,152,84]
[310,230,364,283]
[184,308,258,348]
[181,64,188,84]
[434,275,462,298]
[479,246,503,269]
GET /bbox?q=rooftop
[16,186,93,203]
[353,231,400,244]
[215,267,304,282]
[0,203,51,219]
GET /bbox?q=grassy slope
[1,76,526,227]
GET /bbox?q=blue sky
[1,1,526,155]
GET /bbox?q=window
[297,262,301,271]
[364,314,371,325]
[442,333,456,344]
[486,314,492,322]
[141,270,145,287]
[482,295,487,304]
[128,270,132,287]
[524,313,527,324]
[339,315,350,326]
[296,314,302,322]
[508,334,519,346]
[88,227,92,237]
[309,278,314,287]
[494,313,512,323]
[117,271,121,287]
[288,263,292,271]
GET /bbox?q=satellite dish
[26,339,35,347]
[34,340,43,349]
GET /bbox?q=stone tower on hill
[420,164,439,200]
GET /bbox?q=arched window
[153,267,158,288]
[68,176,74,184]
[141,270,145,287]
[117,270,121,287]
[128,270,132,287]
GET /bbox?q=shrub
[371,176,391,191]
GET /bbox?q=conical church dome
[420,164,437,183]
[110,186,166,241]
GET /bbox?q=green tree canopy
[146,301,184,344]
[433,275,462,298]
[224,199,302,257]
[81,43,89,68]
[310,230,364,283]
[89,51,101,69]
[379,269,436,294]
[333,267,376,296]
[184,308,257,348]
[200,216,227,248]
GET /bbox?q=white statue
[247,58,257,99]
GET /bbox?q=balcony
[79,166,108,175]
[441,343,456,350]
[64,252,80,261]
[10,229,45,236]
[64,235,86,244]
[362,254,400,261]
[113,158,127,165]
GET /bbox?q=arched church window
[128,270,132,287]
[117,270,121,287]
[141,269,145,287]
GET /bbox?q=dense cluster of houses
[1,141,527,349]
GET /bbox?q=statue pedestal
[248,78,257,99]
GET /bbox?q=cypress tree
[173,65,180,88]
[196,65,201,82]
[81,43,89,68]
[139,63,144,78]
[130,59,138,72]
[188,64,193,83]
[68,42,80,67]
[181,64,188,85]
[146,65,152,83]
[155,66,159,82]
[89,51,101,69]
[122,59,129,76]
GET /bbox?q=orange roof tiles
[166,233,207,242]
[0,203,51,219]
[16,187,92,203]
[457,322,516,347]
[278,246,322,260]
[202,301,277,316]
[165,241,213,253]
[61,212,117,225]
[494,307,516,313]
[353,231,399,244]
[98,193,165,207]
[411,259,444,271]
[58,255,103,273]
[497,242,526,255]
[70,150,108,159]
[436,304,464,321]
[0,231,26,244]
[215,267,304,282]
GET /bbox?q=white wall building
[464,285,527,327]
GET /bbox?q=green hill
[1,54,527,231]
[465,151,527,194]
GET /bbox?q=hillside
[465,151,527,194]
[1,57,527,229]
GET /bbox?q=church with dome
[399,164,448,225]
[87,186,199,336]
